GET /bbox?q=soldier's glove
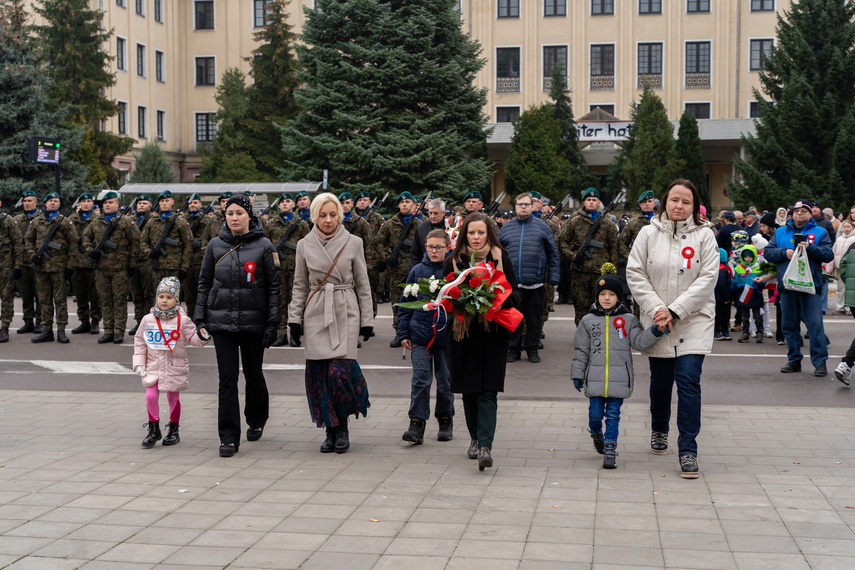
[262,327,277,349]
[572,378,584,392]
[177,270,187,282]
[148,250,161,260]
[360,326,373,342]
[13,269,22,281]
[127,267,136,278]
[385,255,399,271]
[376,261,387,273]
[88,250,101,261]
[134,366,146,377]
[64,268,73,280]
[288,323,302,347]
[31,255,41,266]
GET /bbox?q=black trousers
[714,301,730,336]
[510,286,545,351]
[845,312,855,367]
[462,391,498,449]
[212,331,269,445]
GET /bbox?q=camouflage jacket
[67,210,98,269]
[265,213,310,272]
[343,213,372,263]
[180,210,211,267]
[14,211,39,267]
[201,211,225,250]
[24,211,79,272]
[139,212,193,272]
[374,212,419,268]
[0,215,24,270]
[558,208,619,274]
[82,212,140,271]
[355,208,384,240]
[618,214,652,260]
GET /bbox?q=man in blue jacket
[499,192,560,364]
[765,199,835,376]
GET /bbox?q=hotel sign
[575,121,633,142]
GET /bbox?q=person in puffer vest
[571,264,665,470]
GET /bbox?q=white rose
[429,280,438,293]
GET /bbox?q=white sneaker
[764,331,774,338]
[835,362,852,386]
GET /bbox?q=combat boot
[0,326,8,343]
[16,320,34,334]
[31,329,54,343]
[141,421,161,448]
[33,321,43,334]
[89,320,100,335]
[334,416,350,453]
[402,418,426,444]
[271,334,288,347]
[56,329,69,344]
[320,426,337,453]
[97,332,115,344]
[162,422,180,446]
[70,320,90,334]
[128,322,139,336]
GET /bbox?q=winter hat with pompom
[594,263,624,304]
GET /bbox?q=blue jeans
[780,289,828,368]
[588,396,622,442]
[408,344,454,421]
[649,355,704,456]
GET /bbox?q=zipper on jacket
[518,222,524,282]
[605,315,610,397]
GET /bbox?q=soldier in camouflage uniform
[180,193,210,320]
[24,192,79,343]
[83,191,139,344]
[354,191,384,315]
[140,190,192,287]
[201,191,232,250]
[340,191,372,263]
[14,190,42,334]
[295,190,313,229]
[0,196,24,342]
[375,191,419,346]
[129,194,155,335]
[618,191,656,317]
[67,192,101,335]
[265,192,310,347]
[558,187,619,325]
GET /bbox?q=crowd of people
[1,184,853,477]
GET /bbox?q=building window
[196,57,216,86]
[543,45,568,91]
[544,0,566,17]
[154,0,162,22]
[138,106,147,138]
[135,0,144,16]
[116,0,126,7]
[590,44,615,90]
[751,0,774,11]
[117,102,127,135]
[116,37,126,71]
[254,0,270,27]
[155,50,165,82]
[195,1,214,30]
[496,47,520,92]
[136,43,146,77]
[687,0,710,12]
[156,110,165,140]
[749,101,761,118]
[592,0,614,15]
[590,104,616,115]
[638,42,663,89]
[750,38,773,71]
[498,0,519,18]
[639,0,661,14]
[196,112,218,153]
[686,41,711,88]
[685,103,710,119]
[496,107,520,123]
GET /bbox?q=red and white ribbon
[244,261,256,283]
[681,247,695,270]
[424,263,493,312]
[613,316,627,339]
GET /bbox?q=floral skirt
[305,359,370,428]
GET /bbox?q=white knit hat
[752,234,769,251]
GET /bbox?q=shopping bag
[782,246,816,294]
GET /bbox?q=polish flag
[739,285,754,304]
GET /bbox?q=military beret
[637,190,655,202]
[581,187,600,200]
[463,191,482,202]
[295,191,309,199]
[529,191,542,199]
[542,198,551,205]
[44,192,60,202]
[396,191,414,204]
[102,191,119,201]
[137,194,152,202]
[218,191,233,200]
[79,192,94,200]
[413,195,423,204]
[22,190,37,198]
[355,191,371,200]
[338,192,353,202]
[244,190,254,197]
[189,193,202,202]
[280,192,294,201]
[157,190,173,200]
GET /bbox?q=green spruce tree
[280,0,492,204]
[218,152,264,183]
[676,111,710,207]
[504,105,571,201]
[727,0,855,211]
[32,0,134,189]
[129,141,175,184]
[0,0,89,202]
[198,68,254,182]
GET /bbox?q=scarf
[280,212,294,223]
[47,210,59,221]
[80,210,92,221]
[153,304,179,320]
[644,211,655,220]
[314,221,342,244]
[161,211,172,220]
[104,212,117,222]
[454,243,503,274]
[299,208,311,221]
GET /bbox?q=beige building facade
[48,1,789,208]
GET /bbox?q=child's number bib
[143,323,178,351]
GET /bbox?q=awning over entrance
[116,182,322,197]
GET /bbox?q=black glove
[13,268,22,281]
[148,249,161,260]
[197,322,211,341]
[376,261,387,273]
[31,255,41,266]
[77,239,85,254]
[64,268,73,280]
[262,327,277,349]
[289,323,302,346]
[177,270,187,281]
[127,266,136,278]
[88,250,101,260]
[386,255,399,271]
[359,326,373,342]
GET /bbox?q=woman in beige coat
[288,193,374,453]
[627,179,718,479]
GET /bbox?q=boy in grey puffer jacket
[572,264,665,469]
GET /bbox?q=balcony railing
[637,74,663,89]
[496,77,520,93]
[685,73,711,88]
[195,141,213,154]
[590,75,615,90]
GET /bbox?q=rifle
[274,213,307,258]
[258,195,283,220]
[87,197,139,269]
[571,192,625,271]
[542,194,571,221]
[347,191,389,233]
[147,195,192,268]
[32,195,82,269]
[484,191,506,217]
[0,197,23,228]
[189,197,217,238]
[386,191,432,270]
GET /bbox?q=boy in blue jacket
[731,244,765,343]
[397,229,454,444]
[714,248,733,340]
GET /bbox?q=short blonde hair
[309,192,344,224]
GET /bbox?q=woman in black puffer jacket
[195,194,281,457]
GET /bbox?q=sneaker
[680,455,700,479]
[756,336,763,344]
[730,324,742,332]
[777,339,786,346]
[589,429,605,454]
[834,362,852,386]
[723,334,732,341]
[738,333,750,343]
[714,332,725,340]
[602,441,617,469]
[764,331,774,338]
[651,431,668,455]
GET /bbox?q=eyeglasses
[516,203,532,207]
[425,245,446,252]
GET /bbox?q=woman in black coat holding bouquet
[444,212,521,470]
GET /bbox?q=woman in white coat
[627,179,718,479]
[288,193,374,454]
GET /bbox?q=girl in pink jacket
[134,277,207,447]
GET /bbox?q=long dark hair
[659,179,704,226]
[450,212,506,265]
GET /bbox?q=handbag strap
[215,242,245,268]
[306,246,346,309]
